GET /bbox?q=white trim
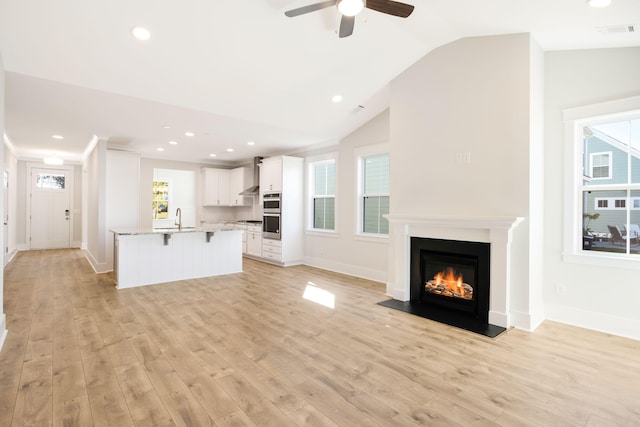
[305,229,339,238]
[563,96,640,264]
[304,255,387,284]
[306,153,338,233]
[355,144,390,237]
[353,233,389,243]
[26,163,75,250]
[545,303,640,341]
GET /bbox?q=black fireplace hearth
[379,237,506,338]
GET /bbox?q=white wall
[4,144,18,263]
[544,47,640,340]
[105,150,139,271]
[389,33,542,330]
[83,139,107,272]
[0,50,7,351]
[301,110,390,283]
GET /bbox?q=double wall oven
[262,192,281,240]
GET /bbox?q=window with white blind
[360,153,389,235]
[308,158,336,231]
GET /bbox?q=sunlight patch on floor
[303,282,335,309]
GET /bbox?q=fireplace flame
[426,267,473,300]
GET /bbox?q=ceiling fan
[284,0,414,38]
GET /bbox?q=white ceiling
[1,0,639,166]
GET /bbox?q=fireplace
[381,215,523,337]
[406,236,500,334]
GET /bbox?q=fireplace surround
[383,215,523,336]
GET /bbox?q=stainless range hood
[239,156,263,196]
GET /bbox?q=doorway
[28,165,74,249]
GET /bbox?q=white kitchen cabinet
[260,157,282,193]
[202,168,230,206]
[262,238,282,262]
[246,225,262,257]
[259,156,304,266]
[229,167,251,206]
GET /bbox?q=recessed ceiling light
[131,26,151,41]
[586,0,611,7]
[226,148,234,153]
[168,141,178,145]
[52,135,64,140]
[157,147,165,152]
[209,154,217,157]
[163,125,171,129]
[247,141,255,146]
[332,95,343,103]
[185,131,195,137]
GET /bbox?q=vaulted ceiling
[1,0,639,165]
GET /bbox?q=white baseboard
[83,249,111,274]
[303,256,387,284]
[545,303,640,341]
[0,314,7,353]
[3,249,17,266]
[509,309,544,332]
[71,240,82,248]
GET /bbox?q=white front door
[30,168,71,249]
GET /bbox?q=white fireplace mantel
[385,214,524,328]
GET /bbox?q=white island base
[113,228,243,289]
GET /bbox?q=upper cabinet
[260,157,283,193]
[229,167,251,206]
[203,167,251,207]
[203,168,229,206]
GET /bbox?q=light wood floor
[1,249,639,426]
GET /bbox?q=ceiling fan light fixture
[338,0,364,17]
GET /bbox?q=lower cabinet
[246,226,262,257]
[262,238,282,262]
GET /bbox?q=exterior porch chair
[607,225,629,245]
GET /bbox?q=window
[566,98,640,259]
[308,158,336,231]
[36,173,65,190]
[589,152,612,179]
[360,153,389,235]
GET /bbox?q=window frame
[563,95,640,269]
[355,144,390,240]
[306,153,338,235]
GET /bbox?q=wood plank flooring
[1,249,639,426]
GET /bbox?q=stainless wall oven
[263,192,281,239]
[263,192,281,213]
[263,213,281,240]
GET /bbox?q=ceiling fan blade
[284,0,337,17]
[365,0,414,18]
[338,15,356,39]
[338,14,355,38]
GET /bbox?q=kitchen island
[110,226,243,289]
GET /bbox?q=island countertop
[110,224,242,235]
[111,226,243,289]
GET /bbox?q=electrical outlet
[555,283,566,295]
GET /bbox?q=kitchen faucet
[175,208,182,231]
